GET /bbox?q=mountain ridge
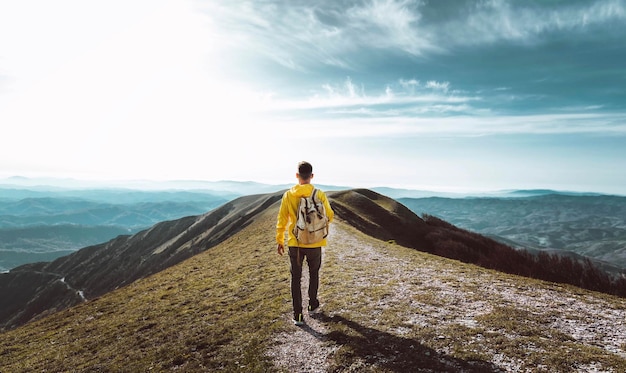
[1,189,625,371]
[2,188,625,334]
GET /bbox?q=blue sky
[1,0,625,194]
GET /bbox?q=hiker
[276,161,334,325]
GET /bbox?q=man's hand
[277,243,285,256]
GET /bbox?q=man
[276,161,334,325]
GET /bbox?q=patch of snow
[58,276,87,302]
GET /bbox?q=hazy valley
[399,193,626,275]
[0,181,233,272]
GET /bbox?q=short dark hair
[298,161,313,179]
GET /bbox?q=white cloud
[192,0,440,71]
[345,0,438,55]
[400,79,420,87]
[280,111,626,141]
[265,77,473,116]
[444,0,626,46]
[425,81,450,92]
[193,2,347,71]
[182,0,626,73]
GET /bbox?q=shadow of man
[312,312,503,372]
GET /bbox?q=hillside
[399,194,626,273]
[1,190,625,372]
[0,192,283,331]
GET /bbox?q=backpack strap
[310,189,323,217]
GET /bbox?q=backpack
[292,188,329,245]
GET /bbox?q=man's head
[297,161,313,184]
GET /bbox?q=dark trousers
[288,246,322,316]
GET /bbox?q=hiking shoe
[293,313,304,326]
[308,303,322,315]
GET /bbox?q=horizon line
[0,174,622,197]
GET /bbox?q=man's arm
[322,191,334,223]
[276,192,289,255]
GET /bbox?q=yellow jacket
[276,183,334,247]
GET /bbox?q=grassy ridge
[1,202,626,372]
[0,207,292,372]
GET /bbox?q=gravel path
[266,222,626,372]
[265,245,339,373]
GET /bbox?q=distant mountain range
[0,180,235,272]
[4,175,614,198]
[2,176,624,276]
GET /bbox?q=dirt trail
[265,274,339,373]
[265,245,339,372]
[266,222,626,372]
[266,223,433,372]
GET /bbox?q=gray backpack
[293,189,329,245]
